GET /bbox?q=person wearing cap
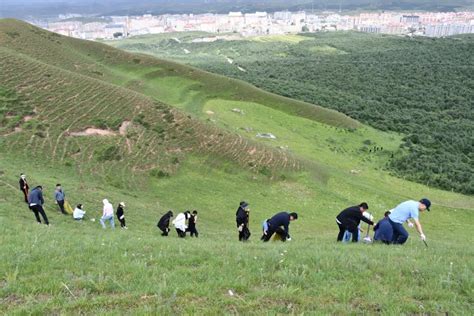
[116,202,127,229]
[19,173,29,204]
[73,204,86,220]
[236,201,251,241]
[262,211,298,242]
[157,210,173,236]
[336,202,374,243]
[388,198,430,244]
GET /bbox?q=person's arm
[414,219,425,239]
[360,216,374,226]
[39,191,44,204]
[283,221,289,238]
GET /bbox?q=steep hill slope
[1,20,473,314]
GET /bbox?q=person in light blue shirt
[54,184,66,214]
[388,198,430,244]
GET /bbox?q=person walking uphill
[28,186,49,225]
[100,199,115,229]
[187,210,199,237]
[116,202,127,229]
[388,199,430,245]
[19,173,29,204]
[172,211,190,238]
[236,201,251,241]
[262,212,298,242]
[54,184,67,214]
[336,203,374,243]
[157,211,173,236]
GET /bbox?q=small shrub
[97,145,121,161]
[363,139,372,145]
[259,166,271,176]
[91,118,108,129]
[153,124,165,134]
[150,169,169,178]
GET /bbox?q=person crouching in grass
[73,204,86,221]
[157,210,173,236]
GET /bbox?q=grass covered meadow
[0,20,473,313]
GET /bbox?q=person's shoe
[124,226,128,230]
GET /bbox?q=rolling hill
[1,20,473,314]
[109,31,474,195]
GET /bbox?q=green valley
[109,31,474,195]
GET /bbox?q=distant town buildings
[37,10,474,40]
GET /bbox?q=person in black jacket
[262,211,298,242]
[157,210,173,236]
[187,210,199,237]
[336,202,373,242]
[236,201,250,241]
[19,173,29,204]
[28,186,49,225]
[116,202,127,229]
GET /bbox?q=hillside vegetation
[109,31,474,195]
[1,20,473,314]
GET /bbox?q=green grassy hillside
[108,31,474,195]
[1,20,473,314]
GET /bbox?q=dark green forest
[114,32,474,194]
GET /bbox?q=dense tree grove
[116,32,474,194]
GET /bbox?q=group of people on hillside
[235,201,299,242]
[156,210,199,237]
[335,198,430,245]
[19,173,430,245]
[19,174,129,229]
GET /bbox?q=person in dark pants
[187,210,199,237]
[157,211,173,236]
[172,211,190,238]
[262,211,298,242]
[336,203,374,242]
[374,211,393,244]
[388,199,430,245]
[19,173,29,204]
[236,201,250,241]
[54,184,66,214]
[116,202,127,229]
[28,186,49,225]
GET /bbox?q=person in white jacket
[73,204,86,220]
[100,199,115,229]
[172,211,190,238]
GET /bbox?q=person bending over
[336,203,374,243]
[388,199,430,245]
[262,211,298,242]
